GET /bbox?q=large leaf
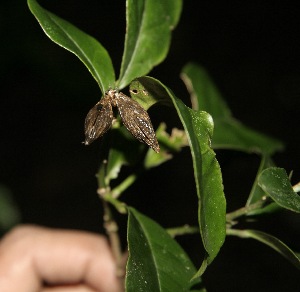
[258,167,300,213]
[227,229,300,270]
[28,0,115,94]
[126,207,202,291]
[129,77,226,275]
[181,63,284,155]
[117,0,182,89]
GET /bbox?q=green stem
[226,197,267,223]
[98,188,127,214]
[110,173,139,199]
[96,159,125,278]
[226,228,248,238]
[102,200,124,278]
[96,159,107,188]
[167,225,199,238]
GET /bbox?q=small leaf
[245,155,283,216]
[130,79,172,109]
[105,127,145,184]
[118,0,182,89]
[247,155,275,207]
[28,0,115,94]
[144,123,188,169]
[144,148,172,170]
[156,123,189,152]
[227,229,300,270]
[251,202,282,215]
[126,207,202,291]
[258,167,300,213]
[129,77,226,275]
[181,63,284,155]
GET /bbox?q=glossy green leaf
[249,202,282,215]
[129,79,172,109]
[117,0,182,89]
[247,156,274,206]
[181,63,284,155]
[258,167,300,213]
[244,155,284,216]
[129,77,226,275]
[28,0,115,94]
[126,207,202,291]
[227,229,300,270]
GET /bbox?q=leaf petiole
[226,197,267,224]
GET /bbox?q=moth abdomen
[84,96,113,145]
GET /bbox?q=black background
[1,1,300,291]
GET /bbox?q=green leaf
[126,207,202,291]
[144,123,188,169]
[258,167,300,213]
[129,77,226,275]
[181,63,284,155]
[212,120,283,155]
[227,229,300,270]
[247,155,275,206]
[105,127,145,185]
[28,0,115,94]
[244,155,283,216]
[181,62,231,117]
[117,0,182,89]
[129,79,173,109]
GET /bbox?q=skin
[0,225,122,292]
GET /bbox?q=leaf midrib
[119,3,147,85]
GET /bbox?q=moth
[84,89,160,153]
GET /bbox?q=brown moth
[114,91,160,153]
[84,94,113,145]
[84,89,160,153]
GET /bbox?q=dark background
[1,1,300,291]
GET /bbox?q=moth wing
[84,96,113,145]
[116,92,160,152]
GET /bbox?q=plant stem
[111,173,139,199]
[100,189,127,214]
[102,200,124,278]
[97,159,125,278]
[226,228,248,238]
[226,197,267,223]
[167,225,199,237]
